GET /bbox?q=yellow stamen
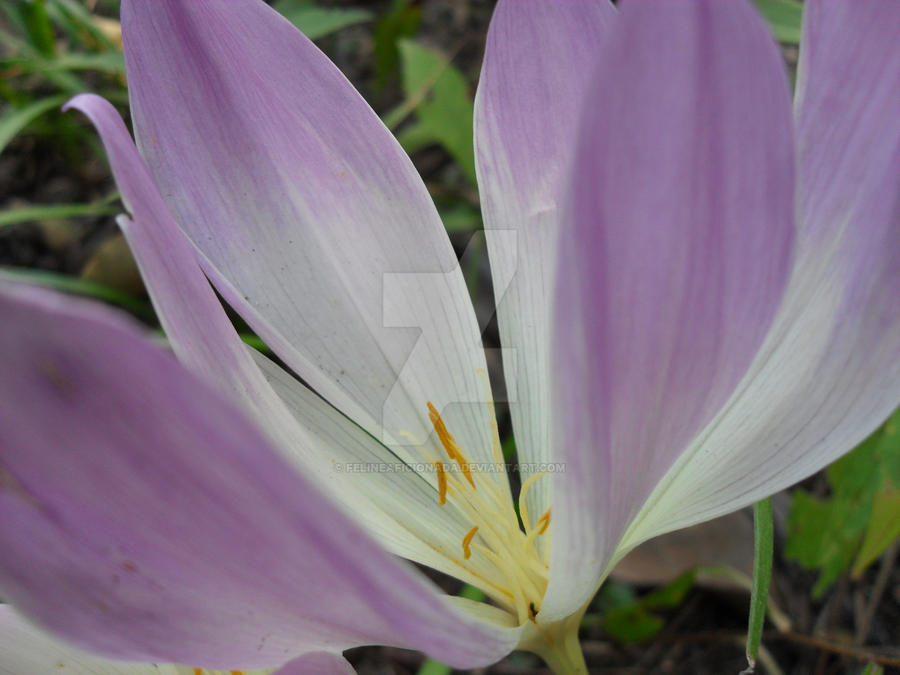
[462,526,479,559]
[537,509,551,535]
[412,396,552,626]
[435,461,448,505]
[427,401,475,487]
[518,471,547,532]
[193,670,202,675]
[427,401,456,456]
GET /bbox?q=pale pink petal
[65,94,486,588]
[0,605,175,674]
[474,0,614,531]
[63,94,310,452]
[545,0,795,619]
[0,284,515,668]
[121,0,502,475]
[626,0,900,543]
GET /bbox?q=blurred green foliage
[0,196,118,227]
[786,410,900,596]
[395,39,476,185]
[273,0,372,39]
[373,0,422,92]
[589,573,696,643]
[753,0,804,44]
[0,0,126,157]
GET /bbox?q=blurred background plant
[0,1,896,673]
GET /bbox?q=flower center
[421,397,551,625]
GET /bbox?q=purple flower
[0,0,897,672]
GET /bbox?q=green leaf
[852,484,900,577]
[785,410,900,595]
[273,1,372,40]
[50,51,124,73]
[394,120,436,153]
[860,664,884,675]
[237,333,271,355]
[598,573,695,643]
[753,0,804,44]
[20,0,56,57]
[396,39,476,185]
[4,50,125,74]
[501,434,516,462]
[416,659,450,675]
[0,4,28,35]
[459,584,485,602]
[594,579,638,614]
[0,33,85,92]
[0,94,68,154]
[640,571,695,611]
[603,604,665,643]
[744,498,774,673]
[786,490,863,595]
[438,202,481,233]
[373,0,422,92]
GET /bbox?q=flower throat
[420,394,551,626]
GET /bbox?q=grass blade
[742,497,775,674]
[0,94,69,154]
[0,201,120,228]
[47,0,119,51]
[4,51,125,75]
[20,0,57,57]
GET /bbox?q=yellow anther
[536,509,551,535]
[462,526,479,559]
[435,461,448,505]
[427,401,476,488]
[427,401,456,455]
[427,401,461,462]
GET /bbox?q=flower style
[0,0,898,673]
